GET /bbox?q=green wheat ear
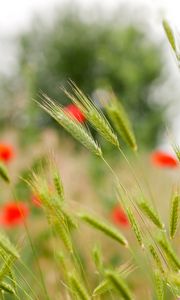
[149,244,164,274]
[0,162,10,183]
[106,270,133,300]
[40,95,102,157]
[165,272,180,297]
[0,282,15,295]
[63,81,120,148]
[0,233,19,260]
[169,192,180,239]
[80,213,128,246]
[158,236,180,271]
[68,272,90,300]
[92,245,104,274]
[126,208,144,248]
[163,19,176,52]
[138,199,164,230]
[105,93,137,151]
[172,144,180,161]
[93,279,112,297]
[154,270,164,300]
[53,169,64,202]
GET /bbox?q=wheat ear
[40,95,102,157]
[105,93,137,151]
[63,82,120,147]
[126,208,144,248]
[106,270,133,300]
[154,270,164,300]
[0,233,19,260]
[149,244,164,274]
[69,272,90,300]
[80,213,128,246]
[0,163,10,183]
[158,237,180,271]
[169,192,180,239]
[163,19,176,52]
[0,282,15,295]
[138,200,164,230]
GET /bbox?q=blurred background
[1,0,180,149]
[1,0,180,299]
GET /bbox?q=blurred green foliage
[1,8,164,148]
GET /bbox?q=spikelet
[53,170,64,202]
[8,269,17,294]
[154,270,164,300]
[105,93,137,151]
[40,95,102,157]
[0,255,15,282]
[163,19,176,52]
[62,208,78,231]
[173,144,180,161]
[166,272,180,296]
[80,213,128,246]
[63,82,119,147]
[52,219,73,253]
[93,279,111,296]
[106,270,133,300]
[149,244,164,274]
[126,208,144,248]
[0,282,15,294]
[92,245,104,274]
[0,233,19,260]
[138,200,164,230]
[56,251,68,281]
[158,237,180,271]
[169,192,180,239]
[0,163,10,183]
[69,272,90,300]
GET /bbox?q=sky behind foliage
[0,0,180,34]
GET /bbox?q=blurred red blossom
[0,143,14,163]
[0,202,29,227]
[64,104,85,123]
[151,151,178,168]
[111,206,129,228]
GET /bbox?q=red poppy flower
[0,202,29,227]
[151,151,178,168]
[64,104,85,123]
[0,143,14,163]
[31,194,41,207]
[111,206,129,228]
